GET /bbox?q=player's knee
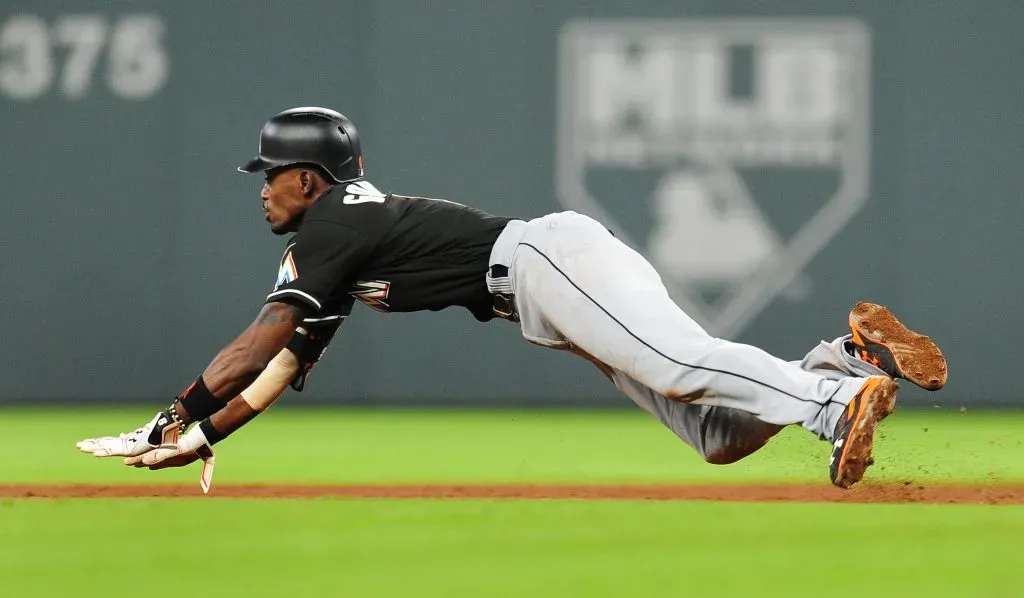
[702,446,753,465]
[699,430,778,465]
[696,409,784,465]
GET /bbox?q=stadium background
[2,3,1023,597]
[1,1,1021,407]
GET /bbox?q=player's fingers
[123,454,147,467]
[94,444,119,457]
[76,438,110,453]
[148,452,199,470]
[141,445,182,466]
[77,437,124,457]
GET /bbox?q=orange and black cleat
[830,376,899,489]
[849,302,948,391]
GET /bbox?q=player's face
[261,167,308,235]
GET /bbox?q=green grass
[0,407,1021,485]
[1,499,1021,597]
[1,407,1022,597]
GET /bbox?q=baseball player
[77,107,948,490]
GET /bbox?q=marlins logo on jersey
[556,18,871,338]
[350,280,391,312]
[274,245,298,290]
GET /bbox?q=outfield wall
[1,2,1021,406]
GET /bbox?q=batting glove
[122,426,217,494]
[76,411,181,458]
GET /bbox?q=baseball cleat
[849,302,947,391]
[829,376,898,489]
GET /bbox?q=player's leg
[600,334,885,465]
[609,368,783,464]
[672,303,947,464]
[512,211,884,447]
[580,343,892,466]
[591,304,944,466]
[568,342,782,464]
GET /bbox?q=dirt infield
[2,483,1023,504]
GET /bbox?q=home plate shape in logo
[556,18,871,338]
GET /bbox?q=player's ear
[299,169,316,197]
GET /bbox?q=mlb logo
[557,19,871,337]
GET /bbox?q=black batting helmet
[238,107,364,183]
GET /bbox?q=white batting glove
[76,411,181,457]
[122,424,217,494]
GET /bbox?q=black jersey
[266,181,514,322]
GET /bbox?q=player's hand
[75,411,181,457]
[123,443,214,470]
[123,441,217,494]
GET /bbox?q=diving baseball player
[77,107,948,490]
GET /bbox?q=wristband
[198,418,226,445]
[178,376,223,420]
[180,418,225,450]
[177,423,210,453]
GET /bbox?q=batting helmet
[238,107,364,183]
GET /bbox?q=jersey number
[343,181,386,204]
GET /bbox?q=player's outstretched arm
[77,301,309,458]
[199,301,310,402]
[122,346,302,471]
[125,314,344,476]
[161,300,310,430]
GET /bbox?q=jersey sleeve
[265,221,372,312]
[302,294,356,323]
